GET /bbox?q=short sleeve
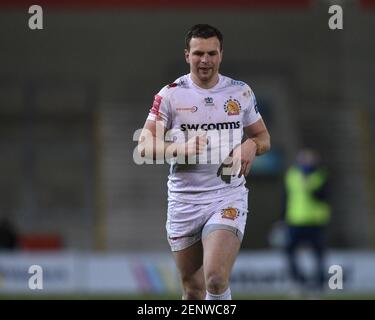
[146,86,172,129]
[242,86,262,127]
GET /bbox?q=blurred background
[0,0,374,299]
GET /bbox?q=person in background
[283,148,331,293]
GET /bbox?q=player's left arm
[236,118,271,177]
[244,118,271,156]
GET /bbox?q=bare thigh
[203,229,241,291]
[173,240,205,299]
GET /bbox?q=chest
[169,90,245,125]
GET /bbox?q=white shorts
[166,188,249,252]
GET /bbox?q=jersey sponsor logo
[231,80,246,86]
[204,97,215,106]
[221,208,239,220]
[178,78,188,88]
[176,106,198,113]
[224,98,241,116]
[180,121,240,131]
[150,94,163,115]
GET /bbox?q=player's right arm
[137,119,207,161]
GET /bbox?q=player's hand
[217,139,257,182]
[232,138,257,177]
[184,133,208,157]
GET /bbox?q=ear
[184,49,190,64]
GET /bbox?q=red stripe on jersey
[150,94,163,116]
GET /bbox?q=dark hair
[185,24,223,51]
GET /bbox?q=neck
[190,73,219,89]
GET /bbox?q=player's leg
[200,188,248,299]
[173,240,205,300]
[167,199,206,299]
[202,229,241,299]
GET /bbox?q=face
[185,36,223,88]
[297,149,318,167]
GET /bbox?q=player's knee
[205,273,228,294]
[181,276,205,300]
[182,280,205,300]
[182,287,205,300]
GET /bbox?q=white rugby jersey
[146,73,261,203]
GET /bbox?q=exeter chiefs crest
[221,208,239,220]
[224,98,241,115]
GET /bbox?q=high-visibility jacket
[285,166,331,226]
